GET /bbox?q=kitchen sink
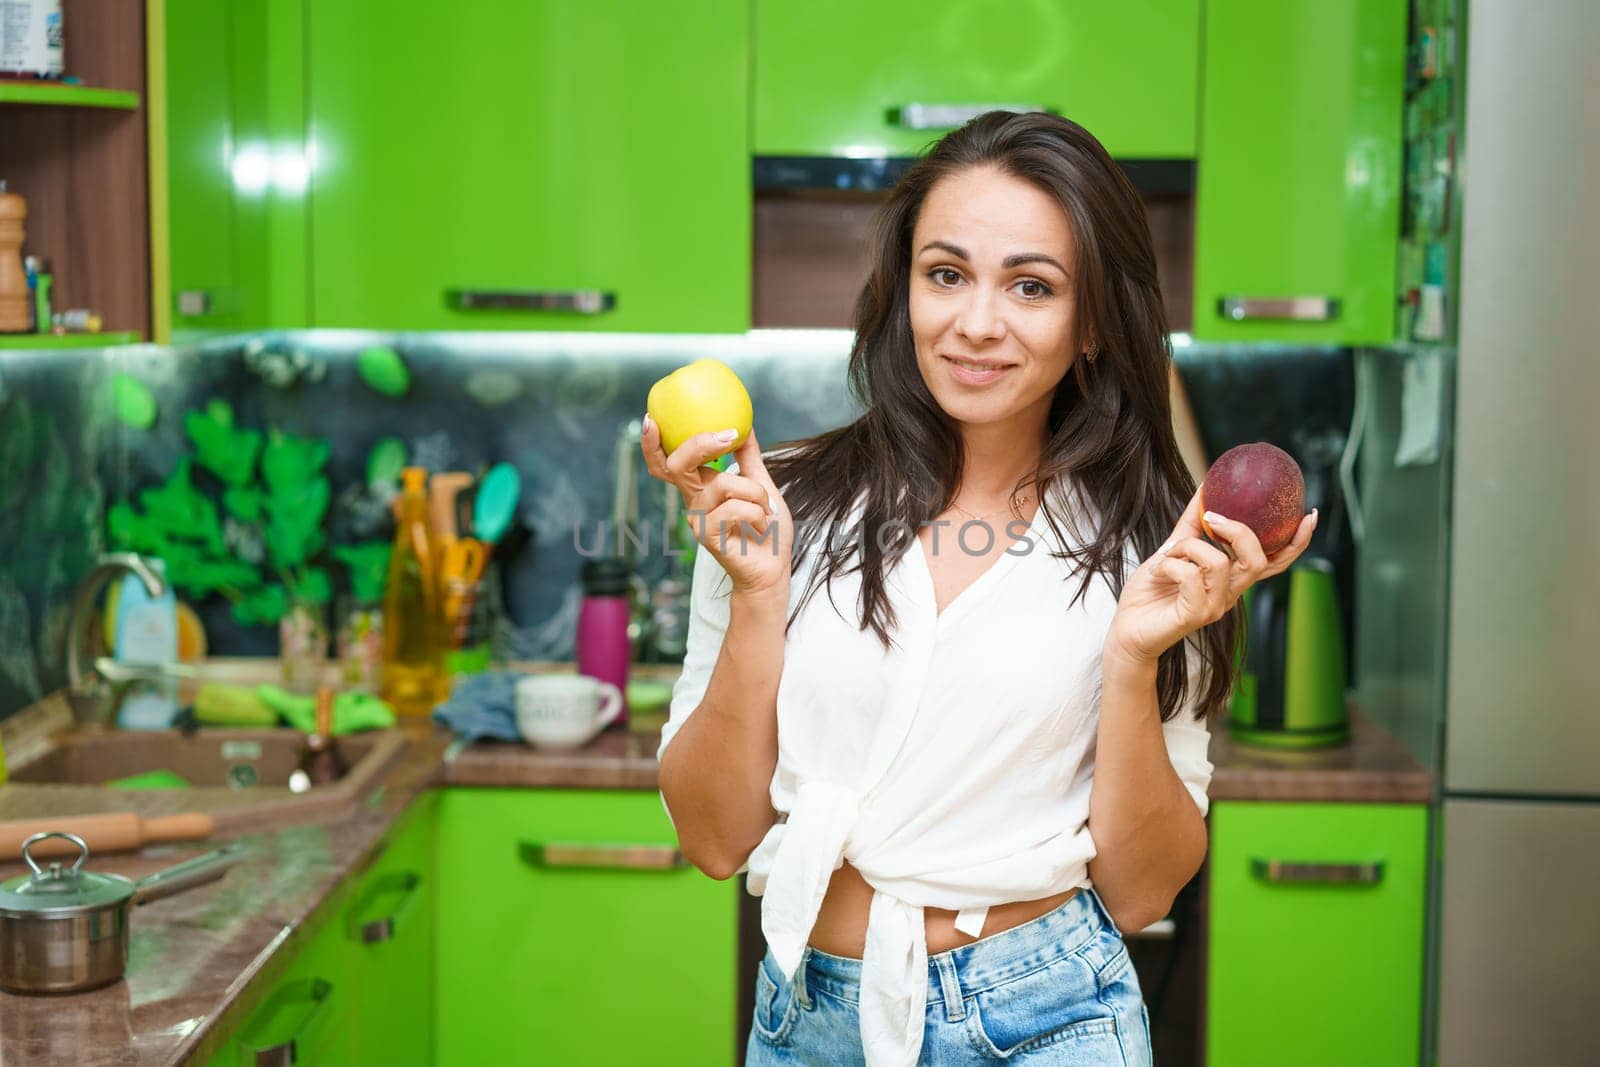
[8,727,408,796]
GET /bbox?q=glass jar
[279,599,329,693]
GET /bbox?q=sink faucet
[65,553,186,726]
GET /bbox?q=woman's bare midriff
[806,859,1078,959]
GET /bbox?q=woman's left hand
[1103,486,1318,668]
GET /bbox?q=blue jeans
[746,888,1152,1065]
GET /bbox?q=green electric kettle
[1229,556,1348,748]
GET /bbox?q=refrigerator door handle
[1251,858,1386,885]
[1339,351,1371,544]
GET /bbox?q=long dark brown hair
[765,111,1239,724]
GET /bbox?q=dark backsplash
[0,332,1353,720]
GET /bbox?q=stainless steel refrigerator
[1353,2,1600,1063]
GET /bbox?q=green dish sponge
[105,769,192,790]
[256,685,398,735]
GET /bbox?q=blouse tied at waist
[750,779,992,1067]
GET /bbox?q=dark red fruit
[1201,443,1306,555]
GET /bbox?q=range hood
[754,156,1195,196]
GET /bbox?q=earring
[1085,342,1099,362]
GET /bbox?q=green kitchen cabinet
[348,792,437,1065]
[1206,801,1427,1066]
[436,788,739,1065]
[1193,0,1407,343]
[305,1,750,333]
[163,0,309,336]
[755,0,1199,159]
[163,0,243,333]
[194,794,435,1066]
[228,880,358,1066]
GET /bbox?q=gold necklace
[949,493,1033,524]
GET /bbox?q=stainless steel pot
[0,831,244,994]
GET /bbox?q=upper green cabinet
[163,0,309,337]
[164,0,242,334]
[305,0,750,333]
[754,0,1200,159]
[1193,0,1406,343]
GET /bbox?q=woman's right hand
[641,417,793,600]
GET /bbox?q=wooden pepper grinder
[0,181,30,333]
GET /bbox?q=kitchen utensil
[0,832,243,994]
[440,538,488,587]
[472,462,521,546]
[290,687,349,793]
[440,538,489,655]
[1229,556,1348,748]
[514,674,624,750]
[0,811,216,860]
[427,472,474,546]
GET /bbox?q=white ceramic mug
[514,674,624,750]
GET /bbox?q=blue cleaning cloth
[432,670,527,743]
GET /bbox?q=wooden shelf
[0,0,151,341]
[0,82,140,110]
[0,331,140,350]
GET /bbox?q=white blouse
[658,468,1214,1067]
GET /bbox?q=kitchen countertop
[446,691,1433,804]
[1209,703,1433,804]
[0,666,1430,1065]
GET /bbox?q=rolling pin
[0,812,216,860]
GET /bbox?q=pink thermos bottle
[576,558,633,727]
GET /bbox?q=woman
[641,111,1315,1066]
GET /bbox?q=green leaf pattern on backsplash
[0,390,104,707]
[107,400,355,624]
[333,542,391,603]
[185,401,262,487]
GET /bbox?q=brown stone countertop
[0,722,451,1067]
[444,725,664,790]
[1209,703,1433,804]
[447,687,1433,804]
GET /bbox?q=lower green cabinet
[200,793,435,1066]
[435,788,739,1066]
[225,886,358,1066]
[349,792,437,1064]
[197,785,735,1064]
[1206,801,1427,1067]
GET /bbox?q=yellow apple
[646,358,753,458]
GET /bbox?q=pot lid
[0,833,134,917]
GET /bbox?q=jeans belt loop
[936,954,966,1022]
[795,946,814,1010]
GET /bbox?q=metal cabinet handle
[1218,296,1341,322]
[177,290,212,316]
[246,977,333,1067]
[519,841,687,870]
[445,288,616,314]
[1251,859,1385,885]
[356,871,423,944]
[886,103,1055,130]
